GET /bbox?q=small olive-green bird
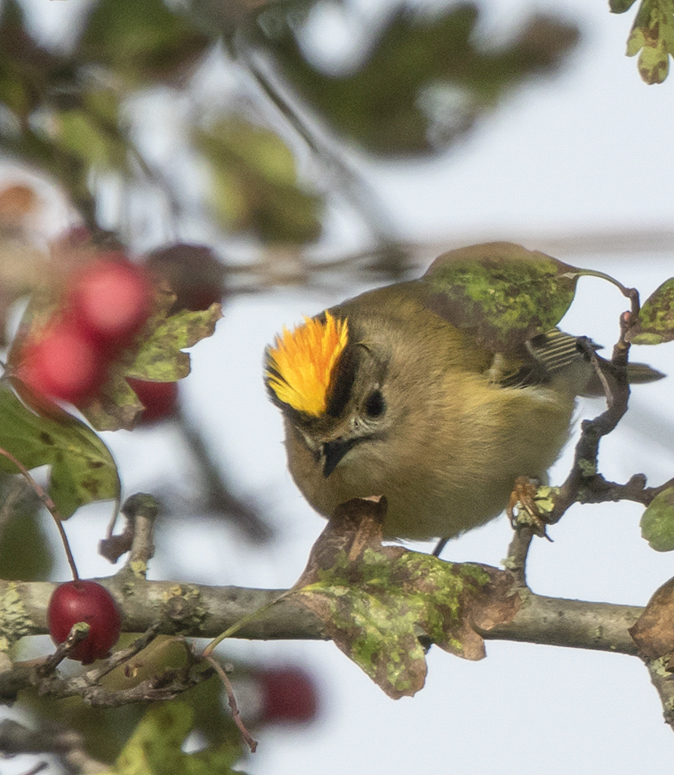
[264,242,662,542]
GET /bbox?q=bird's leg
[506,476,552,539]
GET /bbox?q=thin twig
[0,447,79,580]
[36,622,91,675]
[178,408,273,543]
[643,657,674,732]
[203,655,258,753]
[504,527,535,588]
[0,720,108,773]
[548,336,633,525]
[504,302,641,579]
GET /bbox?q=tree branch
[0,719,109,773]
[644,657,674,732]
[0,577,645,661]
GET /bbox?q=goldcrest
[264,242,661,541]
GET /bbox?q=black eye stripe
[365,390,385,418]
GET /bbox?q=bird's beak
[321,438,358,478]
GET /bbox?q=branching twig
[232,34,403,255]
[100,494,159,569]
[17,624,214,708]
[506,302,646,582]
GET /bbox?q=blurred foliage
[611,0,674,84]
[194,117,323,242]
[251,3,580,155]
[79,0,211,85]
[112,701,245,775]
[21,658,245,766]
[0,0,583,257]
[0,474,53,580]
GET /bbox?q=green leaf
[625,0,674,84]
[79,0,210,85]
[641,487,674,551]
[421,242,583,353]
[194,118,324,243]
[80,294,223,431]
[629,277,674,344]
[611,0,639,10]
[112,702,245,775]
[126,302,223,381]
[0,384,120,518]
[290,498,520,698]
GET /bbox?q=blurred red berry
[258,666,319,724]
[47,580,122,665]
[127,378,179,424]
[18,319,106,404]
[60,225,92,247]
[69,256,152,348]
[145,243,224,313]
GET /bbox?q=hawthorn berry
[258,666,319,724]
[18,319,106,405]
[145,243,224,313]
[69,256,152,349]
[127,378,179,424]
[47,580,121,665]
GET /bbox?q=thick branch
[0,577,643,653]
[1,576,668,727]
[477,590,641,655]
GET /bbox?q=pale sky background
[3,0,674,773]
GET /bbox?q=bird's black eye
[364,389,385,418]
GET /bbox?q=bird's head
[264,312,394,477]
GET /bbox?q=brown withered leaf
[289,497,521,699]
[629,576,674,659]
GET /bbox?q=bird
[264,242,662,542]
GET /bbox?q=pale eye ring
[364,389,385,418]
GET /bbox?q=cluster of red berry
[18,254,153,406]
[14,242,225,423]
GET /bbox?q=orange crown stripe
[265,312,348,416]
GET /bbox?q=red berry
[258,666,319,724]
[18,319,107,404]
[69,256,152,348]
[127,378,179,424]
[145,243,224,313]
[47,580,121,665]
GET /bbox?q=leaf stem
[201,590,292,658]
[202,654,258,753]
[0,447,79,581]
